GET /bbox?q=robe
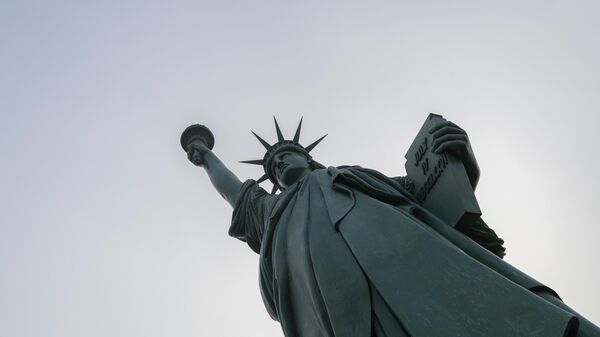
[229,166,598,337]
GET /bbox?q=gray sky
[1,1,599,336]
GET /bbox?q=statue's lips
[278,163,289,175]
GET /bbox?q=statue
[181,117,599,337]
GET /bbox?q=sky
[1,1,599,336]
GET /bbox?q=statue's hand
[429,120,470,159]
[429,120,480,189]
[187,140,210,166]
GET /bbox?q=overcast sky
[1,1,599,336]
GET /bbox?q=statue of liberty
[181,117,599,337]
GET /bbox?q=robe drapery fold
[229,166,593,337]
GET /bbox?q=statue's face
[272,150,311,188]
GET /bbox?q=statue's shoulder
[330,166,414,193]
[334,165,382,174]
[325,165,391,181]
[319,165,366,176]
[332,165,364,172]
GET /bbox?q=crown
[240,117,327,194]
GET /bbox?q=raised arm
[187,140,243,207]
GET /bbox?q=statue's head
[271,149,312,188]
[241,117,326,194]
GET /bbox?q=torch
[180,124,215,166]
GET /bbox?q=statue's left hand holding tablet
[428,119,480,189]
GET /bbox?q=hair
[309,158,326,170]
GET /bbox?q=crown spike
[273,116,285,142]
[251,131,273,150]
[257,174,269,184]
[271,184,279,195]
[305,134,328,153]
[240,159,264,166]
[293,117,303,143]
